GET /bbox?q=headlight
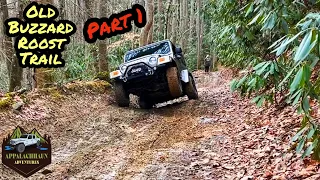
[110,70,121,79]
[120,65,127,73]
[149,57,157,66]
[158,56,170,64]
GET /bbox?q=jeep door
[27,135,37,146]
[31,135,37,145]
[26,135,33,146]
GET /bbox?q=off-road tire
[114,82,130,107]
[15,143,25,153]
[139,97,154,109]
[185,75,198,100]
[166,67,183,98]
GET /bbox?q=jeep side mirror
[176,47,182,54]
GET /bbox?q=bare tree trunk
[196,0,201,69]
[180,0,187,50]
[157,0,163,40]
[84,0,99,73]
[1,0,24,92]
[147,0,154,44]
[98,44,108,72]
[170,0,178,44]
[33,0,56,89]
[9,1,24,91]
[189,0,195,41]
[1,0,13,81]
[147,24,154,43]
[212,54,218,71]
[179,0,183,42]
[164,0,172,39]
[140,0,154,46]
[199,17,204,68]
[84,0,93,18]
[0,0,3,66]
[98,0,108,72]
[59,0,65,19]
[167,13,171,40]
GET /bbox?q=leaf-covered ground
[0,69,319,179]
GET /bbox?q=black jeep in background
[109,40,198,109]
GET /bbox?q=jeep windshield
[20,135,28,138]
[124,41,171,62]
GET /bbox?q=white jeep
[109,40,198,109]
[10,134,40,153]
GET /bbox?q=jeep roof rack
[126,39,173,53]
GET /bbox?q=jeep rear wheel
[114,82,130,107]
[185,75,198,100]
[139,97,154,109]
[15,144,25,153]
[166,67,183,98]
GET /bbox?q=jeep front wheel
[166,67,183,98]
[185,75,198,100]
[15,144,25,153]
[114,82,130,107]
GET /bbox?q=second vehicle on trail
[110,40,198,109]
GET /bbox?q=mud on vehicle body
[110,40,198,109]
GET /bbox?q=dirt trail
[0,69,318,179]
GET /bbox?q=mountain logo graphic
[2,126,51,178]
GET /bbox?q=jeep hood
[10,138,25,142]
[124,53,172,63]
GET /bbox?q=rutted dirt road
[1,69,319,179]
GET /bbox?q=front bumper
[124,62,155,81]
[110,55,173,81]
[115,63,167,82]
